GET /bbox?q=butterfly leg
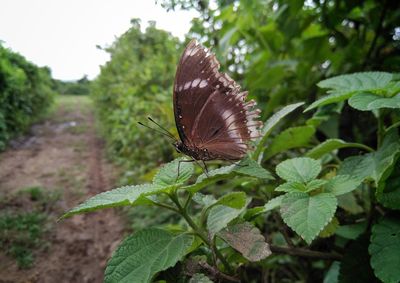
[176,159,195,182]
[202,160,209,176]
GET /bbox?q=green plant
[64,72,400,282]
[91,20,181,181]
[0,43,55,150]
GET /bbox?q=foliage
[65,71,400,282]
[91,20,181,182]
[53,75,91,95]
[0,43,55,150]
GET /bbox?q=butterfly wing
[173,39,262,160]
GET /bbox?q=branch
[198,261,241,283]
[270,245,343,261]
[363,0,388,68]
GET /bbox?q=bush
[92,20,181,181]
[0,43,55,149]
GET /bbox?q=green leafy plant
[64,72,400,282]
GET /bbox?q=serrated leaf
[207,203,248,237]
[192,193,216,207]
[305,92,353,112]
[264,126,316,159]
[339,235,378,283]
[306,139,372,159]
[348,93,400,111]
[245,195,284,219]
[369,217,400,283]
[104,229,193,283]
[337,193,363,214]
[218,222,271,262]
[318,72,393,92]
[264,195,284,211]
[153,158,194,187]
[336,222,367,240]
[325,175,361,196]
[184,157,273,193]
[324,261,340,283]
[275,182,306,192]
[319,217,339,238]
[306,179,328,192]
[215,192,247,209]
[62,184,159,218]
[253,102,305,160]
[306,72,394,111]
[280,192,337,244]
[377,162,400,209]
[338,131,400,191]
[189,273,214,283]
[276,157,321,183]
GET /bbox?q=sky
[0,0,198,80]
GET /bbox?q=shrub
[0,43,55,149]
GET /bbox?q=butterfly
[172,40,262,165]
[140,39,262,172]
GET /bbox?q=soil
[0,96,125,283]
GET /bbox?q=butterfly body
[172,39,262,162]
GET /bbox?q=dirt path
[0,96,125,283]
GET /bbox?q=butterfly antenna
[137,121,177,141]
[147,117,177,140]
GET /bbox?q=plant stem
[377,110,385,148]
[270,245,342,260]
[168,191,233,273]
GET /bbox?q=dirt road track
[0,96,125,283]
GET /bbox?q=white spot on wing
[199,80,208,88]
[184,81,191,90]
[192,78,201,87]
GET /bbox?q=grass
[0,186,59,269]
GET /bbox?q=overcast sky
[0,0,197,80]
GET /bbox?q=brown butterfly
[173,40,262,164]
[140,39,262,172]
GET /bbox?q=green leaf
[218,222,271,262]
[338,131,400,191]
[253,102,305,160]
[153,158,194,187]
[280,192,337,244]
[348,93,400,111]
[215,192,247,209]
[318,72,393,92]
[336,222,367,240]
[305,92,353,112]
[263,126,316,159]
[319,217,339,238]
[207,203,248,237]
[104,229,193,283]
[306,179,328,192]
[245,195,284,219]
[264,195,284,211]
[276,182,306,193]
[276,157,321,183]
[184,157,273,193]
[369,217,400,283]
[233,157,275,179]
[189,273,214,283]
[192,193,216,207]
[339,235,379,283]
[337,193,364,214]
[306,72,394,111]
[62,184,159,218]
[323,261,340,283]
[325,175,361,196]
[306,139,373,159]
